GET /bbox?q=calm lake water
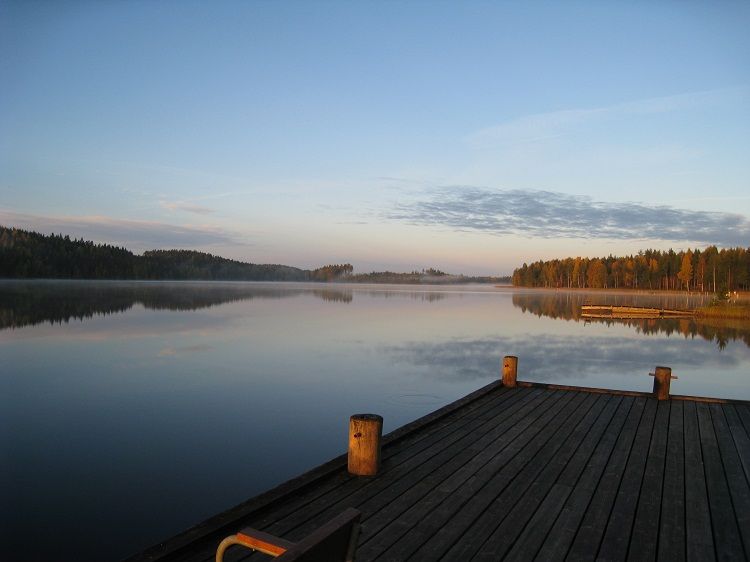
[1,280,749,561]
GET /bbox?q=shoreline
[499,285,750,320]
[497,285,750,301]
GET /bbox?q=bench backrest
[276,508,361,562]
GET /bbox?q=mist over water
[1,281,748,561]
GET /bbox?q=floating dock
[129,363,750,561]
[581,305,696,319]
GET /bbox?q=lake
[1,280,748,561]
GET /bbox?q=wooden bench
[215,507,361,562]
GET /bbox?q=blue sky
[1,1,748,275]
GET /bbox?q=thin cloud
[160,200,215,215]
[466,88,741,149]
[0,209,241,249]
[387,186,750,246]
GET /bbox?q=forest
[511,246,750,292]
[0,226,509,284]
[0,226,309,281]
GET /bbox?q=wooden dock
[129,365,750,561]
[581,305,696,319]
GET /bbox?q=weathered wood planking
[126,382,750,562]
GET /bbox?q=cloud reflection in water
[386,333,745,383]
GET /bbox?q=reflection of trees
[415,292,447,302]
[0,285,134,330]
[352,289,448,302]
[0,281,454,330]
[511,292,750,348]
[0,282,310,330]
[624,317,750,349]
[313,287,447,303]
[312,289,353,303]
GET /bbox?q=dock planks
[127,382,750,562]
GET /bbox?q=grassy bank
[696,302,750,320]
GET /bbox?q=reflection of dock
[581,304,696,319]
[130,359,749,562]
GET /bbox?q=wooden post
[651,366,674,400]
[502,355,518,388]
[348,414,383,476]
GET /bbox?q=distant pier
[128,358,750,561]
[581,304,696,319]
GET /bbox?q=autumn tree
[587,260,607,288]
[677,250,693,290]
[510,244,749,292]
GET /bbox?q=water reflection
[3,282,747,350]
[512,291,750,348]
[0,281,450,330]
[0,281,341,330]
[312,288,353,303]
[386,333,745,383]
[2,281,748,561]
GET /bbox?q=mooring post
[348,414,383,476]
[502,355,518,388]
[650,366,676,400]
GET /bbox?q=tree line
[311,265,509,284]
[0,226,308,281]
[512,246,750,292]
[0,226,510,284]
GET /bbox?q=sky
[1,1,749,275]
